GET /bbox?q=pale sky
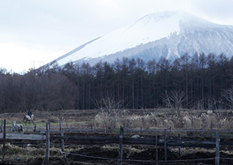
[1,0,233,73]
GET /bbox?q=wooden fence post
[155,131,158,165]
[215,131,220,165]
[61,131,64,152]
[59,120,62,132]
[169,127,171,138]
[164,129,167,164]
[1,120,3,133]
[45,122,50,165]
[118,126,124,165]
[2,120,6,161]
[201,125,203,137]
[59,120,64,152]
[211,122,213,138]
[178,134,181,157]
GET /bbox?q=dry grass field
[1,108,233,164]
[2,108,233,130]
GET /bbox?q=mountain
[47,10,233,67]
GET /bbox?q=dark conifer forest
[1,53,233,113]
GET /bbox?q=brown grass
[93,109,233,130]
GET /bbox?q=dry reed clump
[128,113,175,129]
[93,112,124,129]
[93,107,130,129]
[128,111,233,129]
[188,116,202,128]
[101,145,145,159]
[0,143,23,156]
[127,114,145,128]
[47,116,58,123]
[101,145,118,152]
[0,143,45,160]
[199,113,212,128]
[94,109,233,130]
[123,146,145,158]
[218,118,233,129]
[93,113,108,128]
[171,147,215,156]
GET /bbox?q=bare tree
[94,95,126,130]
[162,90,186,117]
[221,87,233,109]
[161,91,173,108]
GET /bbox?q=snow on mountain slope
[49,10,233,67]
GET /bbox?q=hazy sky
[1,0,233,73]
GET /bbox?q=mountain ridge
[45,10,233,67]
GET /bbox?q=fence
[1,119,233,165]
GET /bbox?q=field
[1,109,233,164]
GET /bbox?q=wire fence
[2,120,233,165]
[68,152,218,164]
[48,125,230,165]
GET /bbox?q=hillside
[45,10,233,67]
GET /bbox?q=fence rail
[2,120,233,165]
[0,133,46,140]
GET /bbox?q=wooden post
[178,134,181,157]
[201,125,204,138]
[211,122,213,138]
[34,124,36,132]
[215,131,220,165]
[1,120,3,133]
[169,127,171,138]
[45,122,50,165]
[155,131,158,165]
[58,120,64,152]
[61,131,64,152]
[2,120,6,161]
[191,115,194,128]
[118,126,123,165]
[59,120,62,132]
[164,129,167,164]
[126,120,129,135]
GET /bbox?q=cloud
[1,0,233,73]
[190,0,233,24]
[0,43,67,73]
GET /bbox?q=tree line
[1,53,233,113]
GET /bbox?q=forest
[1,53,233,113]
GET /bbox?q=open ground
[1,109,233,164]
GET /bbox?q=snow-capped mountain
[47,10,233,67]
